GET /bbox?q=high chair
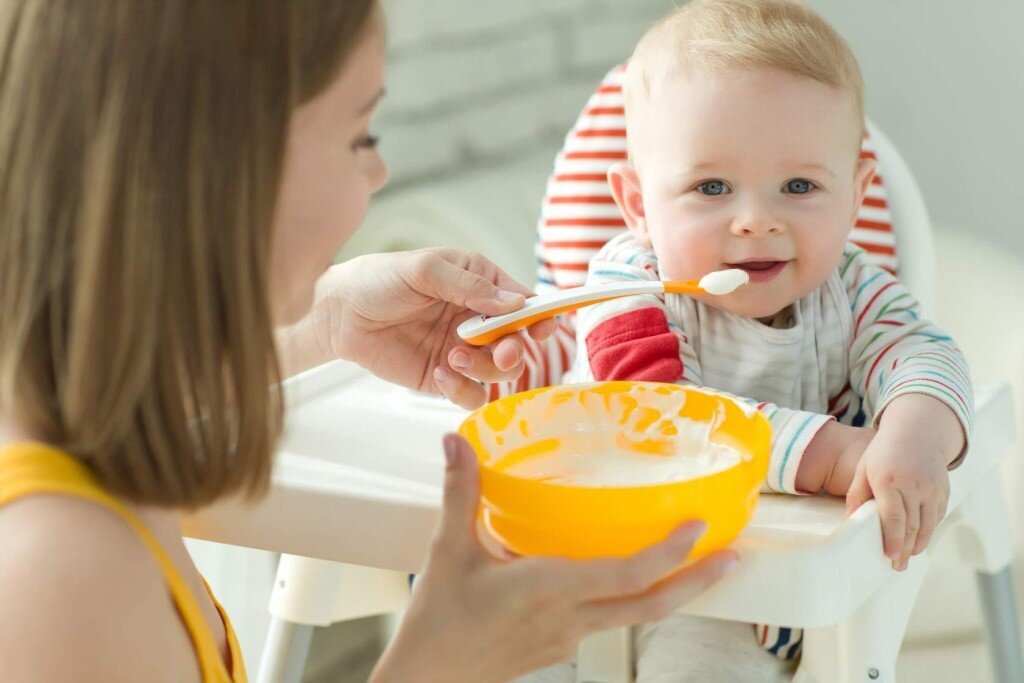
[182,70,1023,683]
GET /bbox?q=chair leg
[949,467,1024,682]
[576,627,634,683]
[794,557,929,683]
[976,567,1024,683]
[257,555,410,683]
[257,617,315,683]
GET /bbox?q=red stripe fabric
[862,196,888,209]
[575,128,628,138]
[542,240,612,249]
[553,173,608,182]
[545,218,627,227]
[585,106,625,115]
[547,196,617,204]
[564,151,628,160]
[855,218,895,232]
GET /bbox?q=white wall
[376,0,672,187]
[806,0,1024,257]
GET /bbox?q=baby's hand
[845,396,963,572]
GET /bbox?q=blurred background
[194,1,1024,680]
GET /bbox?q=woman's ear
[851,155,878,227]
[608,163,650,245]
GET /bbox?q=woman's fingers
[912,502,938,556]
[419,252,526,317]
[875,486,907,567]
[433,247,536,300]
[562,522,708,602]
[582,550,739,630]
[434,367,487,410]
[488,336,525,374]
[434,434,485,563]
[448,344,523,384]
[526,318,557,342]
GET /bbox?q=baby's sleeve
[842,246,974,466]
[576,238,834,494]
[575,238,686,384]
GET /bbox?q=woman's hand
[279,249,555,409]
[370,435,738,683]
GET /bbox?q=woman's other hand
[370,435,738,683]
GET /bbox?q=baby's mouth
[725,259,791,283]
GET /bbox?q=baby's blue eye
[785,178,815,194]
[697,180,730,196]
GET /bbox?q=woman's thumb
[437,434,482,550]
[429,257,525,316]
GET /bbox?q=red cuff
[586,307,683,383]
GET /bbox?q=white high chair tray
[183,360,1014,629]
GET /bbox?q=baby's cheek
[650,229,721,280]
[790,231,846,297]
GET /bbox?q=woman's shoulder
[0,495,200,682]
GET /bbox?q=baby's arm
[838,247,973,569]
[793,420,876,495]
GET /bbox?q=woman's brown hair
[0,0,378,507]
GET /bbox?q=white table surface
[183,361,1014,628]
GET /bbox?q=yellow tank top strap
[0,441,245,682]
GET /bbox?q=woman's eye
[696,180,730,196]
[353,134,380,151]
[784,178,816,194]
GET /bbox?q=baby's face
[616,68,875,320]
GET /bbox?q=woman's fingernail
[443,434,459,468]
[675,521,706,544]
[434,366,452,386]
[450,350,470,370]
[722,554,740,573]
[496,290,524,303]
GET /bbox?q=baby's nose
[729,216,783,237]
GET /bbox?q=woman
[0,2,738,681]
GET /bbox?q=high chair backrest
[493,63,936,398]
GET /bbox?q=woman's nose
[369,152,389,194]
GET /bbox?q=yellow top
[0,441,246,682]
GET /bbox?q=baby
[556,0,974,680]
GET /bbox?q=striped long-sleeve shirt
[568,233,974,494]
[566,234,973,662]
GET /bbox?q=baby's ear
[851,155,878,225]
[608,163,650,245]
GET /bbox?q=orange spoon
[457,269,749,346]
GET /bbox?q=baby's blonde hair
[624,0,864,155]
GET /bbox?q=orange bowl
[458,381,770,559]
